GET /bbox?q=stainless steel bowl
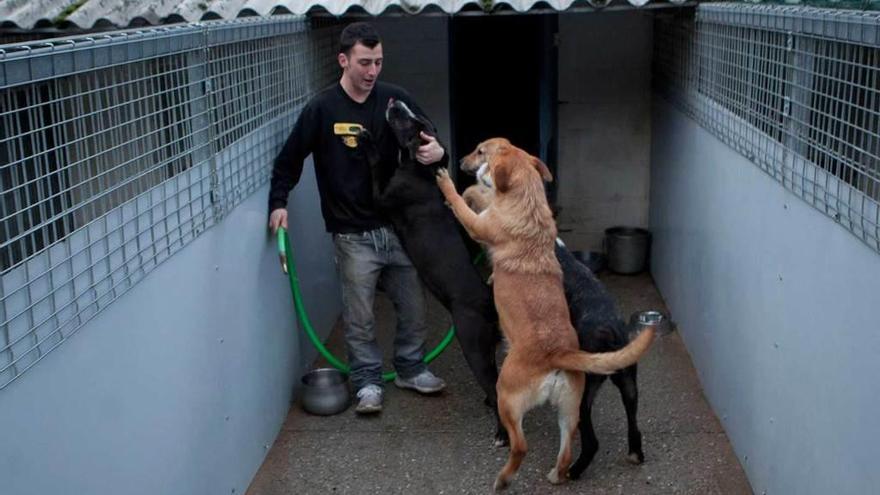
[629,310,675,336]
[605,227,651,274]
[300,368,350,416]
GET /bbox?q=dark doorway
[449,14,558,203]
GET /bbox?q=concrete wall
[374,16,451,148]
[556,11,654,252]
[0,162,340,495]
[650,97,880,495]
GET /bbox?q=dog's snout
[459,155,480,175]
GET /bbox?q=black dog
[554,241,645,478]
[358,99,505,445]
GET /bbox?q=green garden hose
[277,226,457,382]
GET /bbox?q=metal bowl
[300,368,350,416]
[605,226,651,274]
[629,310,675,336]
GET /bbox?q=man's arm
[268,103,318,232]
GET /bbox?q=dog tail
[552,326,655,375]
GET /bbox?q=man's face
[339,42,383,95]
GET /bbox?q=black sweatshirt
[268,81,443,234]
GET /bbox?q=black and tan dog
[555,240,646,477]
[357,99,505,444]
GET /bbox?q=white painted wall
[650,97,880,495]
[556,11,653,252]
[0,159,340,495]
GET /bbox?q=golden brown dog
[436,138,655,490]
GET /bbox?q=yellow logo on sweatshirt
[334,123,364,148]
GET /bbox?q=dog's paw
[436,168,456,195]
[568,461,586,480]
[626,451,644,465]
[546,468,567,485]
[493,475,511,492]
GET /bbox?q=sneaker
[394,369,446,394]
[355,384,383,414]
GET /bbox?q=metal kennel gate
[654,4,880,254]
[0,17,341,391]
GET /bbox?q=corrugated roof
[1,0,690,30]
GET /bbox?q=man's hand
[416,132,444,165]
[268,208,288,234]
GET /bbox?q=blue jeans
[333,226,428,390]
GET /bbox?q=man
[268,22,447,414]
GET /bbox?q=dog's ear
[409,115,434,150]
[493,164,512,193]
[414,115,434,136]
[490,146,513,193]
[404,115,435,160]
[532,157,553,183]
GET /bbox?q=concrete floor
[247,271,753,495]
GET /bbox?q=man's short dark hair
[339,22,381,55]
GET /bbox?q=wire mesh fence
[0,16,341,390]
[654,3,880,253]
